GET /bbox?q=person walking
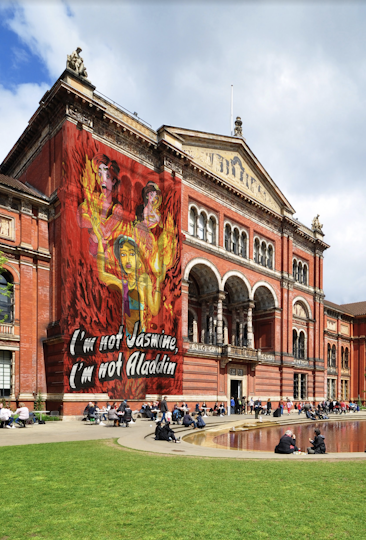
[160,396,169,423]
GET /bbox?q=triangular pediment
[160,126,295,216]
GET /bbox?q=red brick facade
[0,68,364,415]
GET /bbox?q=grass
[0,439,365,540]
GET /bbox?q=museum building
[0,51,365,415]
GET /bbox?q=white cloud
[1,1,366,304]
[0,82,49,162]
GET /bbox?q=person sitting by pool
[154,421,181,443]
[307,428,326,454]
[274,430,299,454]
[219,402,226,416]
[196,412,206,429]
[182,412,197,429]
[305,407,317,420]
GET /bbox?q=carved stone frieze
[20,200,32,215]
[93,121,159,169]
[66,105,93,128]
[163,156,183,175]
[188,342,221,355]
[38,208,48,220]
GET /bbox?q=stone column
[231,309,237,346]
[239,307,244,347]
[216,293,225,345]
[247,301,255,348]
[208,303,214,344]
[193,319,198,343]
[201,301,207,344]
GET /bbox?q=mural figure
[135,181,162,230]
[92,219,166,336]
[77,154,123,256]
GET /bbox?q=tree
[0,251,13,324]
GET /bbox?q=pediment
[159,126,295,216]
[184,145,282,213]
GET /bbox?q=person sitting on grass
[274,430,299,454]
[154,421,181,443]
[182,412,197,429]
[307,428,326,454]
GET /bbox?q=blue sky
[1,0,366,304]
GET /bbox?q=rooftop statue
[67,47,88,78]
[312,214,323,233]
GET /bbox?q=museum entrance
[230,379,242,399]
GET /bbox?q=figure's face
[98,163,116,195]
[147,190,157,203]
[120,242,139,274]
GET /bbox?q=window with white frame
[224,222,248,259]
[293,329,306,359]
[188,204,217,245]
[253,236,274,270]
[294,373,307,399]
[0,350,12,397]
[293,258,308,285]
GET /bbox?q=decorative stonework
[66,105,93,128]
[340,323,349,336]
[326,319,337,331]
[67,47,88,78]
[311,214,323,233]
[20,200,32,215]
[234,116,243,137]
[0,214,14,240]
[188,342,221,355]
[293,302,307,319]
[38,208,48,220]
[184,145,281,213]
[163,156,183,175]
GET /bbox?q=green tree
[0,251,13,323]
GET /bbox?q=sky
[0,0,365,305]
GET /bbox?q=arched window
[341,346,344,368]
[240,232,247,258]
[267,245,273,269]
[293,260,298,280]
[254,238,260,263]
[197,212,206,241]
[225,225,232,252]
[298,262,303,283]
[0,271,14,324]
[298,331,305,359]
[207,217,216,245]
[261,242,267,266]
[189,207,197,236]
[327,344,331,367]
[232,228,239,255]
[344,347,349,369]
[302,265,307,285]
[331,345,336,368]
[293,329,298,359]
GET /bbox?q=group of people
[275,428,326,455]
[83,401,133,427]
[0,402,35,428]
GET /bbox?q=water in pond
[188,420,366,452]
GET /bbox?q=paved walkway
[1,412,366,460]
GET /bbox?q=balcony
[187,341,276,366]
[0,323,14,336]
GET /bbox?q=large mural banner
[62,128,182,399]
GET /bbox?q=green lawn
[0,439,365,540]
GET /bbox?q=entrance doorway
[230,379,242,399]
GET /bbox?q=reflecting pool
[185,420,366,452]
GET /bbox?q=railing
[187,342,221,355]
[0,324,14,335]
[222,345,258,361]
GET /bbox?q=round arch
[292,296,312,319]
[183,257,222,289]
[252,281,279,307]
[2,262,20,284]
[222,270,252,297]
